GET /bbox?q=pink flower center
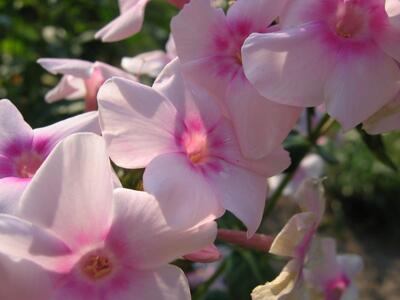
[182,131,210,165]
[15,151,43,178]
[325,275,351,300]
[334,2,367,38]
[80,251,113,280]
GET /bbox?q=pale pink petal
[304,238,341,287]
[386,0,400,29]
[108,188,218,269]
[337,255,363,279]
[33,111,100,156]
[109,265,190,300]
[98,77,181,169]
[121,50,170,77]
[45,75,86,103]
[171,0,229,62]
[377,1,400,61]
[37,58,93,78]
[153,59,223,127]
[95,0,150,42]
[227,0,287,29]
[208,160,268,237]
[0,99,33,155]
[0,254,54,300]
[363,95,400,134]
[342,285,359,300]
[325,48,400,130]
[143,153,225,229]
[179,56,229,100]
[0,178,28,214]
[279,0,320,28]
[242,23,336,107]
[213,120,291,177]
[0,214,71,269]
[19,134,114,250]
[93,61,138,81]
[226,77,300,159]
[376,26,400,63]
[183,244,221,263]
[166,34,177,59]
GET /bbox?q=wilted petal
[294,178,326,224]
[251,260,304,300]
[270,212,316,258]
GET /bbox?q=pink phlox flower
[98,58,290,236]
[0,133,217,300]
[304,238,363,300]
[171,0,301,159]
[38,58,137,111]
[242,0,400,130]
[0,99,100,214]
[121,34,177,78]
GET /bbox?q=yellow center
[15,152,43,178]
[184,132,209,165]
[81,255,112,280]
[335,3,365,39]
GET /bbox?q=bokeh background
[1,0,400,299]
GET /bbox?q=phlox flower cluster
[1,0,399,299]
